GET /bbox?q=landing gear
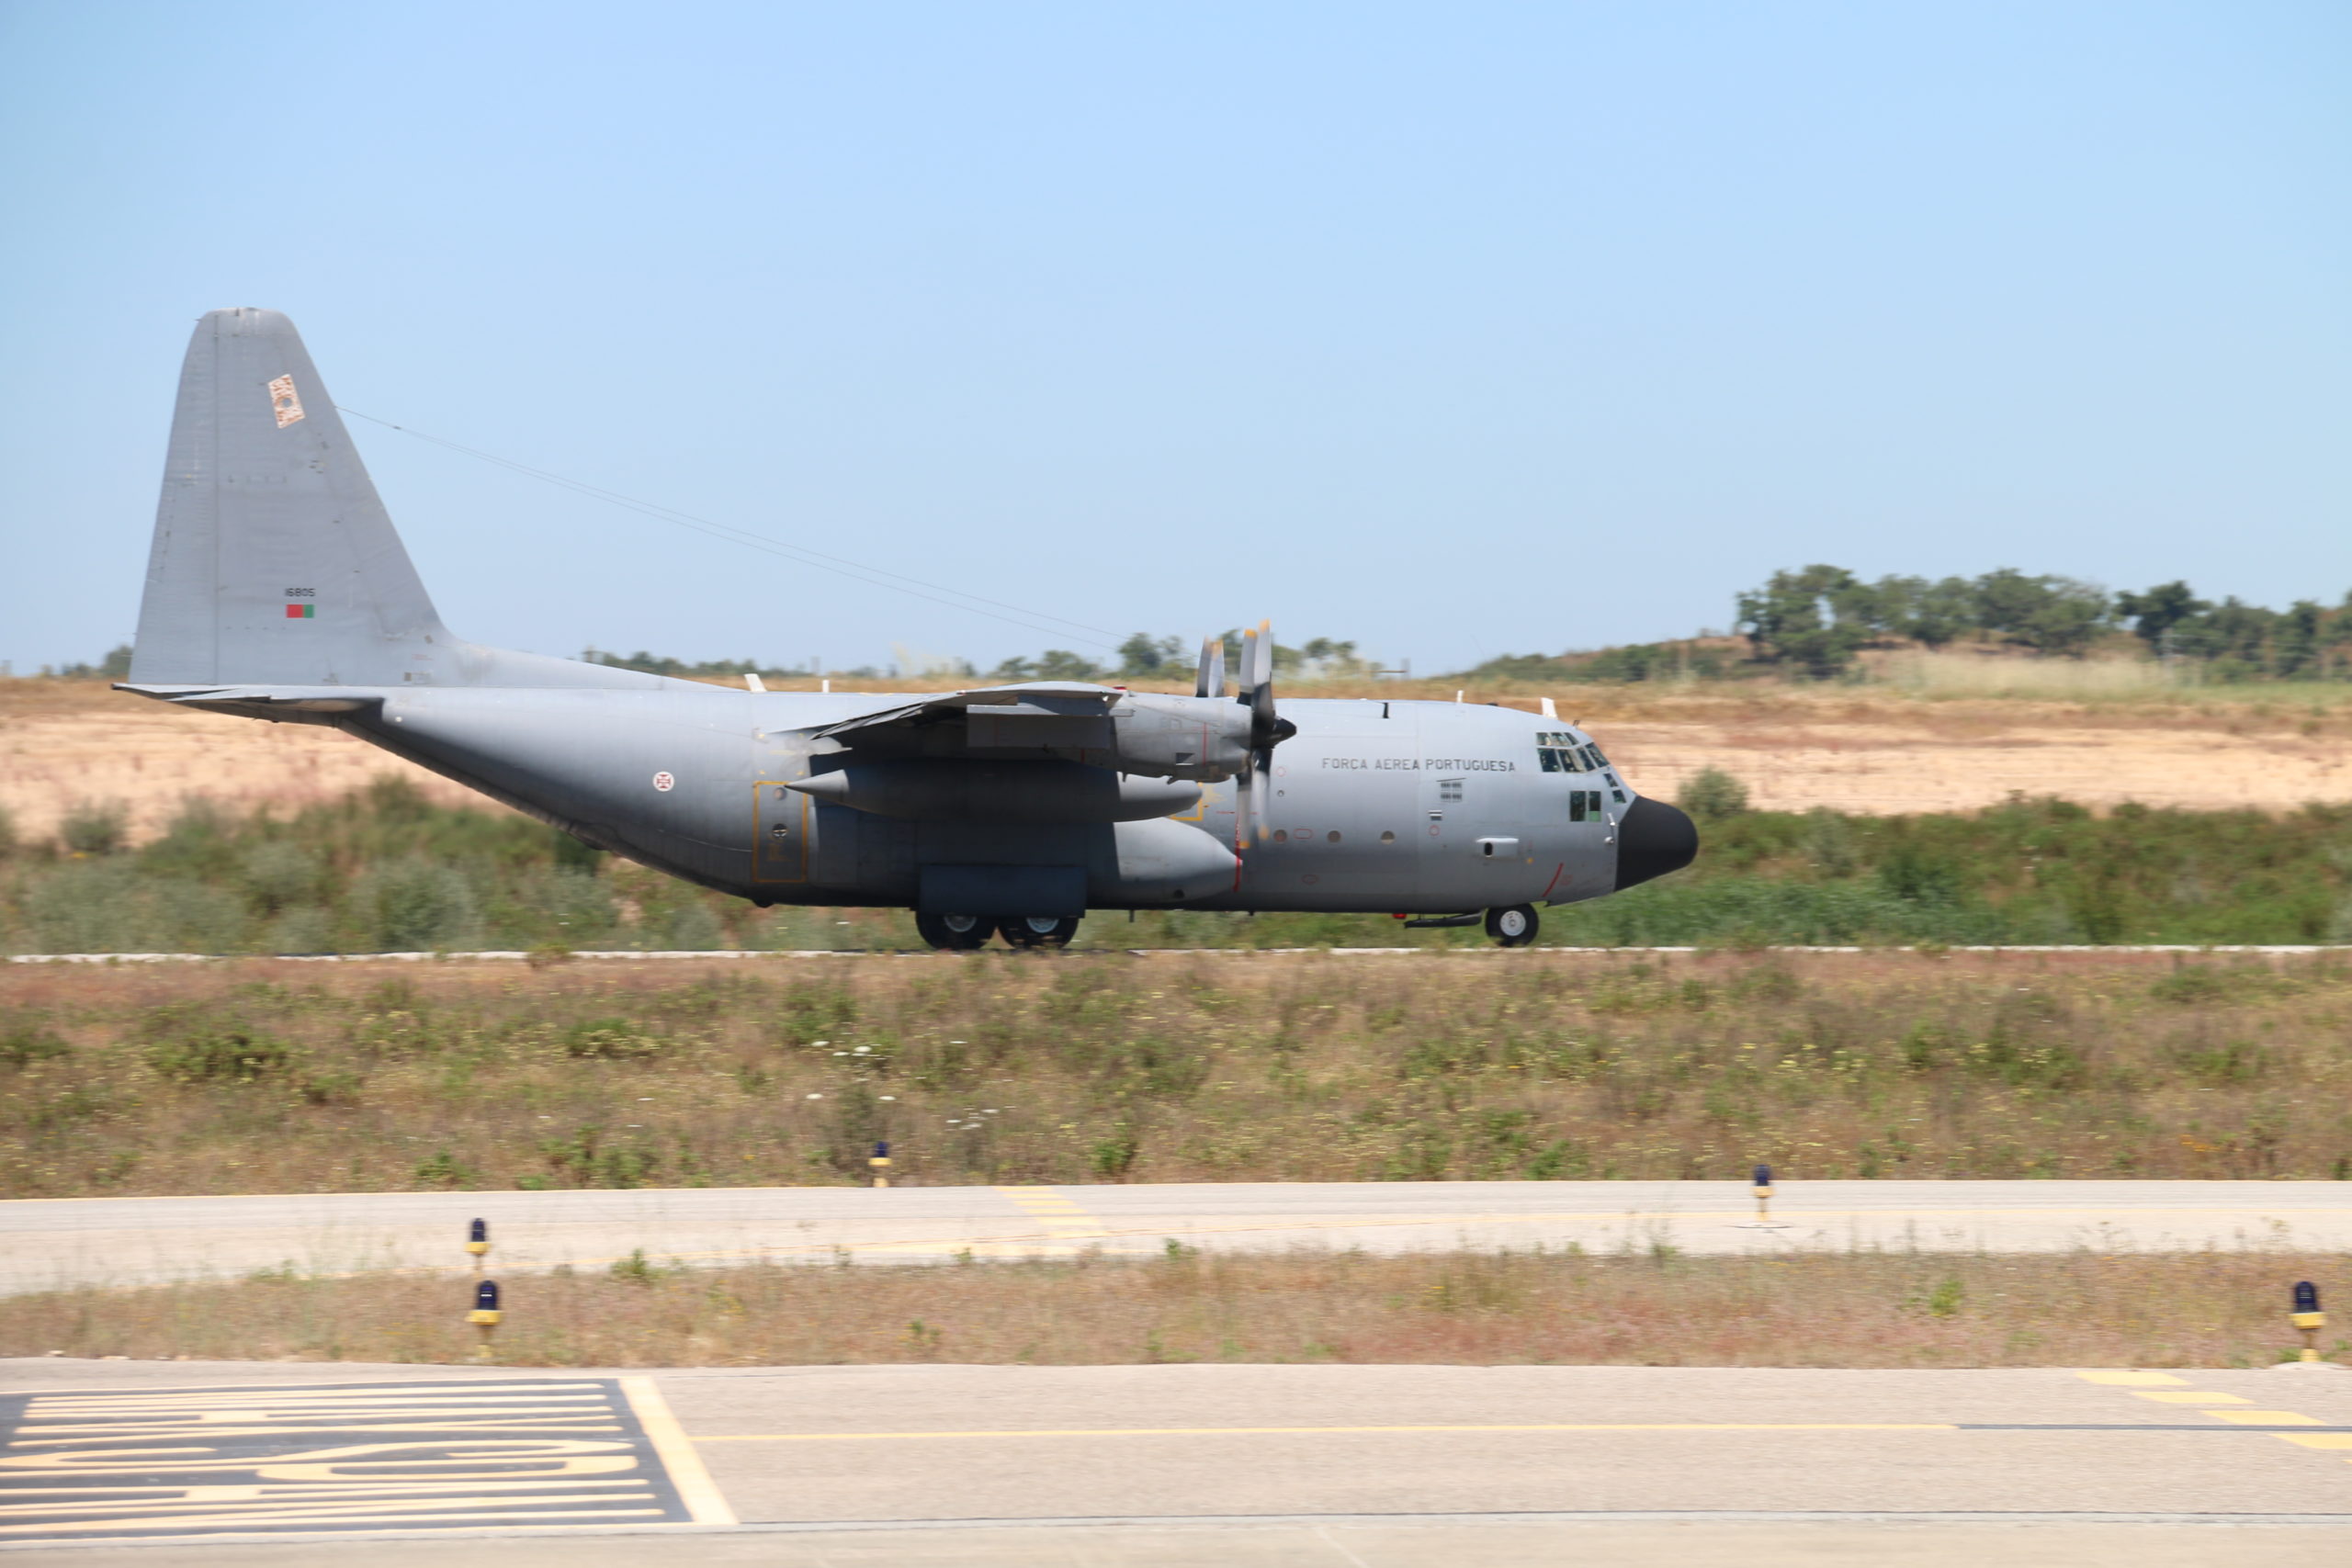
[1486,904,1540,948]
[1000,915,1080,949]
[915,911,995,951]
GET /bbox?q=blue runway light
[469,1218,488,1245]
[1753,1164,1772,1188]
[875,1142,890,1159]
[2290,1279,2326,1359]
[475,1280,500,1313]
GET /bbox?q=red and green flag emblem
[284,604,314,618]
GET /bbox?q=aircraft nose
[1615,795,1698,889]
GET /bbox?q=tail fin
[130,308,447,687]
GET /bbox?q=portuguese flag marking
[285,604,314,618]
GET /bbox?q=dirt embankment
[5,679,2348,845]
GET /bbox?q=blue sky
[2,2,2344,675]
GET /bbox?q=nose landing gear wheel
[1485,904,1539,947]
[1000,915,1080,949]
[916,911,996,951]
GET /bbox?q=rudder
[130,309,447,686]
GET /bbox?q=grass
[3,780,2351,953]
[6,1247,2346,1369]
[6,949,2352,1197]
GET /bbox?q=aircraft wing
[804,682,1250,781]
[810,682,1125,750]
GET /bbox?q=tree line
[1732,565,2352,680]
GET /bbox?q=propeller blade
[1228,621,1287,854]
[1195,636,1227,699]
[1235,755,1262,847]
[1244,620,1292,751]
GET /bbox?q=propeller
[1193,635,1227,700]
[1232,621,1296,850]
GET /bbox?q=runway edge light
[2291,1280,2325,1362]
[1753,1164,1774,1224]
[468,1218,490,1271]
[871,1141,892,1190]
[469,1279,503,1362]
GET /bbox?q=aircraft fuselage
[277,686,1664,914]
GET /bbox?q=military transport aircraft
[118,309,1697,948]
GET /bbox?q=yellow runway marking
[2078,1369,2346,1472]
[0,1379,728,1541]
[619,1377,735,1528]
[694,1423,1960,1443]
[997,1184,1110,1240]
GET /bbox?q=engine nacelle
[789,759,1202,824]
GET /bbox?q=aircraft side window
[1611,788,1626,805]
[1328,830,1342,843]
[1272,829,1289,843]
[1539,749,1564,773]
[1587,745,1611,769]
[1380,829,1396,843]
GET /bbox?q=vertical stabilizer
[130,309,447,686]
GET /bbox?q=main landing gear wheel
[1485,905,1540,948]
[1000,915,1080,949]
[916,911,995,951]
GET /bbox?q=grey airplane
[119,309,1697,949]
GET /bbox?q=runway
[6,1179,2351,1295]
[4,1359,2350,1562]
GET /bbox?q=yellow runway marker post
[2291,1280,2327,1363]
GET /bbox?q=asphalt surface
[5,1359,2351,1564]
[8,1180,2352,1294]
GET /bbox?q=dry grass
[6,950,2352,1197]
[6,1247,2344,1369]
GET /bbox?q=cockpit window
[1534,731,1588,773]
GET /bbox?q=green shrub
[356,859,479,951]
[560,1018,667,1059]
[141,1011,292,1082]
[1677,767,1749,820]
[411,1149,478,1188]
[0,1021,70,1066]
[58,799,129,856]
[240,841,321,911]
